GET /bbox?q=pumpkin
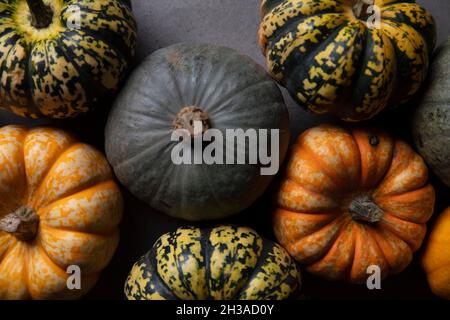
[422,207,450,300]
[0,125,123,300]
[412,37,450,188]
[272,124,435,283]
[258,0,436,121]
[0,0,137,119]
[105,43,290,221]
[125,225,301,300]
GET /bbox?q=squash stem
[352,0,373,21]
[348,195,384,223]
[26,0,53,29]
[0,206,39,241]
[173,106,211,137]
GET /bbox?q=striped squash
[258,0,436,121]
[125,226,301,300]
[0,0,137,119]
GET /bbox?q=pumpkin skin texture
[422,207,450,300]
[273,124,435,283]
[0,0,137,119]
[105,43,290,221]
[124,226,301,300]
[0,125,123,300]
[258,0,436,121]
[412,38,450,188]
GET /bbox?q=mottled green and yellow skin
[0,0,137,119]
[125,226,301,300]
[258,0,436,121]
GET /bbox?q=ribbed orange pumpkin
[273,124,435,283]
[422,207,450,300]
[0,125,123,300]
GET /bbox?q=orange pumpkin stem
[173,106,211,137]
[348,195,384,223]
[0,206,39,241]
[26,0,53,29]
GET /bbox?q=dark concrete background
[0,1,449,300]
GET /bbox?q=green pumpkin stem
[348,195,384,223]
[26,0,53,29]
[0,206,39,241]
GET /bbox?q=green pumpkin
[258,0,436,121]
[105,43,290,221]
[125,226,301,300]
[413,37,450,187]
[0,0,137,119]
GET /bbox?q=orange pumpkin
[273,124,435,283]
[0,125,123,299]
[422,207,450,300]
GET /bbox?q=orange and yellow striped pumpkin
[273,124,435,283]
[0,125,122,299]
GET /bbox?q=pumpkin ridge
[0,33,27,113]
[381,3,436,53]
[381,21,428,103]
[304,22,366,111]
[228,235,271,299]
[379,213,425,252]
[72,26,131,64]
[112,133,173,172]
[285,175,339,202]
[200,227,213,299]
[168,228,202,299]
[273,209,342,245]
[54,34,108,100]
[24,41,42,118]
[299,138,355,193]
[37,208,119,238]
[288,214,349,264]
[351,126,395,190]
[374,185,435,224]
[296,214,352,264]
[26,244,71,299]
[31,143,113,209]
[195,166,228,219]
[67,3,137,35]
[234,238,281,299]
[0,237,18,266]
[24,134,76,202]
[364,226,391,275]
[372,140,418,197]
[263,10,345,55]
[308,221,356,281]
[211,79,277,117]
[140,250,179,300]
[277,20,348,87]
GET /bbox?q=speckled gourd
[413,37,450,187]
[0,0,136,119]
[258,0,436,121]
[125,226,301,300]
